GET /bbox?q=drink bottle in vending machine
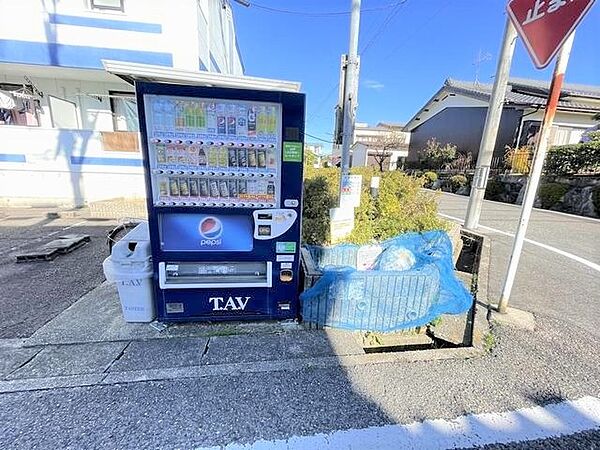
[137,82,305,322]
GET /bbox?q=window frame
[109,90,138,132]
[90,0,125,13]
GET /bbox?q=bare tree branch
[369,130,407,171]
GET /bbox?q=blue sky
[233,0,600,151]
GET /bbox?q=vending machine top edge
[135,81,306,322]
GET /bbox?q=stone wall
[485,175,600,218]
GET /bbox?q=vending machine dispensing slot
[159,261,272,289]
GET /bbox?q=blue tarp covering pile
[301,230,473,331]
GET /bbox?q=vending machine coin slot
[280,269,293,282]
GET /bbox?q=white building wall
[0,0,245,206]
[0,72,132,131]
[0,0,243,73]
[525,109,598,128]
[0,127,145,207]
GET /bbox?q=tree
[370,131,407,172]
[418,138,457,170]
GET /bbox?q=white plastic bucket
[103,256,155,322]
[103,222,155,323]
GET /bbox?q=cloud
[364,79,385,90]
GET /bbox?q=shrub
[302,167,448,245]
[544,141,600,176]
[418,138,457,170]
[302,175,336,245]
[422,171,438,188]
[447,151,473,171]
[449,174,468,192]
[485,178,505,201]
[505,147,531,174]
[538,182,569,209]
[349,170,447,244]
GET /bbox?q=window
[109,91,138,131]
[90,0,124,12]
[519,120,588,147]
[0,83,41,127]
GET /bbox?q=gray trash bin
[103,222,155,322]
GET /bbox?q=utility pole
[338,0,361,206]
[464,18,518,230]
[498,32,575,314]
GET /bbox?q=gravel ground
[1,315,599,449]
[0,211,116,338]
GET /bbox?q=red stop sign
[507,0,596,68]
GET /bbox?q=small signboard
[330,207,354,243]
[507,0,596,68]
[340,174,362,208]
[282,141,303,162]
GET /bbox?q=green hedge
[302,167,448,245]
[422,171,438,188]
[544,141,600,176]
[449,174,468,192]
[485,179,505,201]
[538,182,569,209]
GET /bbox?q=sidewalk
[2,308,599,449]
[0,282,485,394]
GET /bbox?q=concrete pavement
[0,208,118,338]
[433,191,600,338]
[1,315,600,449]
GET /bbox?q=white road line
[439,213,600,273]
[432,190,600,224]
[198,396,600,450]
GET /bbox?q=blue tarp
[301,230,473,331]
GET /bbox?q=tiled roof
[445,78,600,111]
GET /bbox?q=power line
[249,1,407,17]
[303,131,335,144]
[307,0,410,126]
[359,0,409,55]
[382,2,449,61]
[306,83,340,125]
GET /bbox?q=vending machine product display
[136,82,305,321]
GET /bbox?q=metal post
[464,19,518,230]
[338,0,361,206]
[498,32,575,314]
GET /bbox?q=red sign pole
[498,31,576,313]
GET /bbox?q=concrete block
[108,337,208,372]
[0,346,41,378]
[203,330,340,365]
[7,341,127,379]
[490,306,536,331]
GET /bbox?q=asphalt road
[0,208,116,338]
[1,316,600,449]
[433,192,600,338]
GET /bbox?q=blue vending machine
[135,82,305,322]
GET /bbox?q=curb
[0,344,484,394]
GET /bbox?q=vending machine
[135,82,305,322]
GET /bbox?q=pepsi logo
[198,216,222,240]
